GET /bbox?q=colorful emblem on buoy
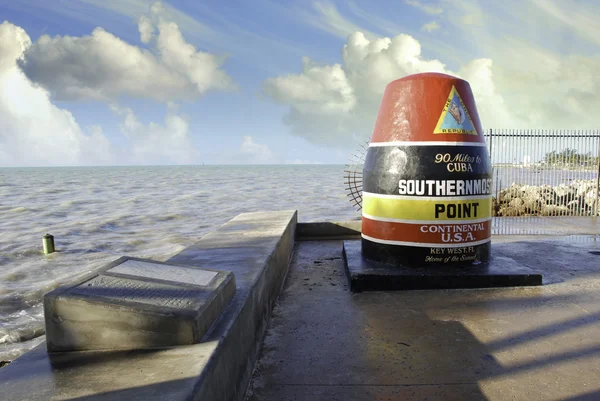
[361,73,492,267]
[434,85,477,135]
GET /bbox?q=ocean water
[0,165,359,361]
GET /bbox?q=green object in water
[43,234,55,254]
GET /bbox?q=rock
[585,189,597,208]
[498,206,521,217]
[567,198,584,212]
[520,186,543,213]
[509,198,526,215]
[500,184,523,203]
[523,199,542,214]
[539,185,556,204]
[541,204,570,216]
[573,180,595,197]
[522,185,542,199]
[554,184,576,204]
[0,361,10,368]
[494,179,599,217]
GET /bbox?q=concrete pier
[0,210,297,401]
[247,217,600,401]
[1,214,600,400]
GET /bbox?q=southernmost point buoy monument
[362,72,492,266]
[343,72,542,291]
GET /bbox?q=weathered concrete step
[44,257,235,352]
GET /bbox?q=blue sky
[1,0,599,166]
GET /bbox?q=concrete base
[44,257,235,352]
[343,241,542,292]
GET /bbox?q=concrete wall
[175,211,297,400]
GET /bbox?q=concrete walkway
[246,219,600,400]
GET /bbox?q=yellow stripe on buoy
[362,193,492,221]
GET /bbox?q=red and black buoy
[361,72,492,267]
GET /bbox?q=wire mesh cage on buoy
[344,139,370,212]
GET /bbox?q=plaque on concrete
[109,259,218,287]
[44,257,235,352]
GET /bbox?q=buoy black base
[361,239,491,267]
[344,241,542,293]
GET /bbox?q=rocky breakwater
[493,180,599,217]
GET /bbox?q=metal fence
[483,129,600,217]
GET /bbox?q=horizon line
[0,163,344,168]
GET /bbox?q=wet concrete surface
[246,236,600,401]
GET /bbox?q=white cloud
[264,57,356,115]
[109,104,200,165]
[405,0,444,15]
[441,0,600,130]
[36,0,310,75]
[344,1,467,68]
[306,1,380,40]
[0,14,211,167]
[345,2,406,37]
[532,0,600,47]
[263,18,600,147]
[80,0,217,40]
[17,3,236,102]
[238,136,277,164]
[284,0,381,40]
[263,31,467,146]
[421,21,440,32]
[0,21,115,167]
[138,15,154,44]
[445,0,486,27]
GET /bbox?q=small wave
[42,211,69,219]
[59,199,99,208]
[39,188,68,195]
[2,271,28,282]
[156,214,186,222]
[175,195,194,201]
[9,207,27,213]
[99,223,118,232]
[126,239,147,246]
[0,325,45,344]
[5,249,45,259]
[0,335,45,362]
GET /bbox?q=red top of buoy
[370,72,484,143]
